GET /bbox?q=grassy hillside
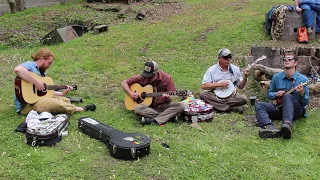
[1,0,320,179]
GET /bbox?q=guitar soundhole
[136,97,143,104]
[36,84,48,97]
[140,92,146,99]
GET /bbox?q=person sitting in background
[14,48,96,115]
[121,61,185,125]
[200,48,249,114]
[255,53,310,139]
[294,0,320,33]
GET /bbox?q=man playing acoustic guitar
[121,61,185,125]
[255,53,310,139]
[14,48,96,115]
[200,48,250,114]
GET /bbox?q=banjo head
[213,80,235,98]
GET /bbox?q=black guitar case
[25,114,70,146]
[78,117,151,160]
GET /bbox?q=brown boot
[281,120,293,139]
[259,124,281,139]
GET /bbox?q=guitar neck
[285,87,296,95]
[145,91,179,97]
[285,81,310,95]
[47,85,68,90]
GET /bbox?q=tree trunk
[15,0,26,12]
[118,6,132,18]
[253,70,269,81]
[7,0,16,13]
[309,82,320,94]
[251,64,283,77]
[59,0,67,5]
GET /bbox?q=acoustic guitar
[213,55,267,99]
[124,83,192,110]
[273,78,317,110]
[14,72,77,104]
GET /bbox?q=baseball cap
[218,48,233,57]
[141,61,159,78]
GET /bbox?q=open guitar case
[78,117,151,160]
[25,114,70,146]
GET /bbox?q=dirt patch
[194,27,217,42]
[225,0,250,10]
[244,115,258,127]
[146,2,185,23]
[308,95,320,109]
[0,1,185,48]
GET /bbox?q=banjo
[213,55,267,99]
[214,79,237,99]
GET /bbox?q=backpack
[298,27,308,43]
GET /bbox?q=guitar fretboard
[284,80,311,95]
[46,85,68,90]
[145,91,182,97]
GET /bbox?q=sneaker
[83,104,96,111]
[141,117,157,125]
[281,121,292,139]
[307,27,313,33]
[259,124,281,139]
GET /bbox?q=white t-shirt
[201,63,243,88]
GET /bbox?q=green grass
[1,0,320,179]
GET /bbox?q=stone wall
[250,46,320,77]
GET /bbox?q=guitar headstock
[186,90,193,96]
[177,90,193,96]
[248,55,267,68]
[304,77,318,86]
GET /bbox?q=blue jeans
[299,0,320,32]
[255,94,304,127]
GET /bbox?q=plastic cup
[250,96,256,106]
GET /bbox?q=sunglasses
[222,54,232,59]
[282,57,295,61]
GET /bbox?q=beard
[39,67,47,73]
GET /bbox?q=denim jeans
[255,94,304,127]
[299,0,320,32]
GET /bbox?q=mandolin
[273,78,316,110]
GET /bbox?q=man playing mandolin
[121,61,185,125]
[255,53,310,139]
[200,48,250,114]
[14,48,96,115]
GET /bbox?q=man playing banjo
[200,48,250,114]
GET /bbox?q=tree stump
[118,6,132,18]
